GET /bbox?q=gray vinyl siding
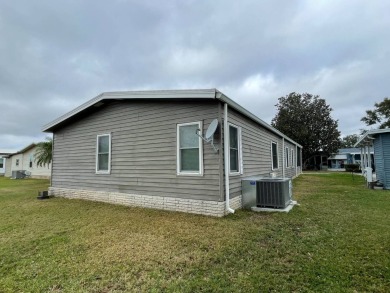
[226,107,289,198]
[374,133,390,189]
[284,141,297,178]
[52,100,222,201]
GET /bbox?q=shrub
[345,164,361,172]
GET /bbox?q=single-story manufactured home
[5,143,51,179]
[355,128,390,189]
[327,147,374,170]
[43,89,302,216]
[0,149,15,176]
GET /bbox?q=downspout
[282,138,285,178]
[380,135,387,188]
[295,144,298,175]
[224,103,234,214]
[50,134,54,187]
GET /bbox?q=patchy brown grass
[0,174,389,292]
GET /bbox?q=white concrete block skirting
[49,187,242,217]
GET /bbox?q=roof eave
[216,91,302,148]
[42,88,302,148]
[354,128,390,147]
[12,143,37,155]
[42,89,217,132]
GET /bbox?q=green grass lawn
[0,174,389,292]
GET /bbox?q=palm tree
[35,137,53,167]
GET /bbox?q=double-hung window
[285,147,289,168]
[271,142,278,170]
[177,122,203,175]
[229,124,242,174]
[96,134,111,174]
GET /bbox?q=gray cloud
[1,0,389,150]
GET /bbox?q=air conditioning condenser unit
[256,178,292,209]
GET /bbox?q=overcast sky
[1,0,389,151]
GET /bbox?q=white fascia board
[354,128,390,147]
[354,134,368,147]
[102,89,217,100]
[42,93,104,132]
[42,89,217,132]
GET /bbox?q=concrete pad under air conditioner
[251,201,299,213]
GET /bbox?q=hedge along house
[355,128,390,189]
[43,89,302,217]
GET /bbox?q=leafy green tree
[271,92,341,163]
[35,137,53,167]
[340,134,359,148]
[361,97,390,128]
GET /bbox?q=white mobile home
[6,144,51,179]
[0,150,15,176]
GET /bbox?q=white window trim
[96,133,111,175]
[177,121,203,176]
[285,147,289,168]
[228,123,243,176]
[271,141,279,170]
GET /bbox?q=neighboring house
[328,147,374,170]
[6,144,51,179]
[42,89,303,216]
[304,153,329,171]
[0,149,16,176]
[355,129,390,189]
